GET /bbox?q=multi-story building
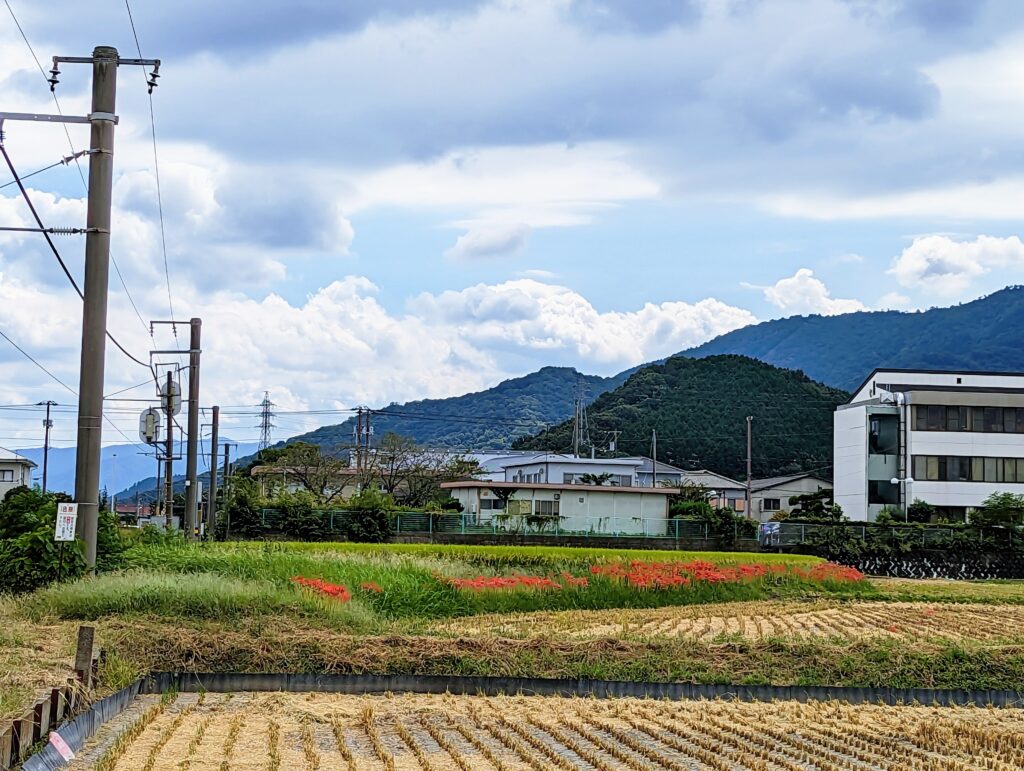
[834,369,1024,521]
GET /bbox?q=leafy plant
[971,492,1024,527]
[340,487,395,543]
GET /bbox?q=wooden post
[0,723,13,770]
[32,699,45,745]
[49,687,60,727]
[75,625,95,687]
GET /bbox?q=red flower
[291,576,351,603]
[360,581,384,594]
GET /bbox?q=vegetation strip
[139,672,1024,707]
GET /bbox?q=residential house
[625,457,748,511]
[835,368,1024,521]
[0,447,35,499]
[749,473,833,522]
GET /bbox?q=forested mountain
[278,287,1023,455]
[287,366,629,451]
[513,355,849,480]
[683,286,1024,391]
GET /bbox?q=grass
[20,571,376,630]
[871,577,1024,604]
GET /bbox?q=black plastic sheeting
[22,680,141,771]
[143,672,1024,708]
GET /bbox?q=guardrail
[758,521,1022,549]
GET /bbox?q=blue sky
[1,0,1024,449]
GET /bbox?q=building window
[913,405,1024,434]
[868,480,898,505]
[762,498,781,511]
[912,455,1024,483]
[534,500,559,516]
[0,469,12,482]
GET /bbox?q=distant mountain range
[288,286,1024,454]
[514,355,848,479]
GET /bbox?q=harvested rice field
[437,600,1024,642]
[74,691,1024,770]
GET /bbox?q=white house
[0,447,36,499]
[834,368,1024,521]
[749,473,833,522]
[441,479,673,535]
[500,454,644,486]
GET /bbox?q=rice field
[76,691,1024,770]
[438,599,1024,642]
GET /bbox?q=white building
[834,368,1024,521]
[749,473,833,522]
[501,454,643,486]
[0,447,36,499]
[441,479,672,535]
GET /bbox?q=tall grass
[21,571,375,629]
[201,541,823,570]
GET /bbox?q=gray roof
[0,447,35,467]
[750,473,831,492]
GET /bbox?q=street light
[890,476,915,522]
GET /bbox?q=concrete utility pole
[164,371,174,528]
[38,400,56,494]
[651,429,658,488]
[207,405,219,535]
[184,318,202,538]
[72,47,118,569]
[745,415,753,518]
[355,408,363,471]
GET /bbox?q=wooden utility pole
[745,415,753,518]
[184,318,202,538]
[72,47,118,570]
[207,406,219,535]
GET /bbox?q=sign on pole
[55,502,78,541]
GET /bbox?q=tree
[274,442,350,505]
[907,499,937,523]
[667,480,711,503]
[366,433,481,507]
[971,492,1024,527]
[341,487,394,542]
[578,472,613,486]
[787,490,844,522]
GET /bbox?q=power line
[124,0,175,334]
[0,143,154,373]
[0,326,76,395]
[3,0,152,340]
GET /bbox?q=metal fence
[256,509,721,540]
[759,521,1022,550]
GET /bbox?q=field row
[77,692,1024,770]
[440,600,1024,642]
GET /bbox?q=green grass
[20,571,375,630]
[212,541,823,570]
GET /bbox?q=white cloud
[758,268,868,316]
[888,234,1024,296]
[446,223,530,260]
[877,291,912,309]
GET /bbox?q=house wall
[834,404,869,521]
[853,371,1024,403]
[0,461,33,499]
[452,486,671,535]
[503,460,641,486]
[752,478,833,523]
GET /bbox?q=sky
[1,0,1024,459]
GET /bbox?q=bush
[971,492,1024,527]
[340,488,395,543]
[220,478,266,539]
[907,499,936,523]
[274,489,326,541]
[0,488,85,593]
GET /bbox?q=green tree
[971,492,1024,527]
[907,499,937,523]
[341,487,394,543]
[578,472,613,486]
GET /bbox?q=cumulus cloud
[446,223,529,260]
[757,268,868,316]
[888,234,1024,296]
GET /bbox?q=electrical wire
[124,0,176,335]
[0,143,155,374]
[3,0,153,340]
[0,326,76,395]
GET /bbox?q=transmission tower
[258,391,275,450]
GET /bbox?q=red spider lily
[360,581,384,594]
[590,560,863,590]
[292,576,352,603]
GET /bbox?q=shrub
[340,488,395,543]
[971,492,1024,527]
[273,490,325,541]
[907,499,937,524]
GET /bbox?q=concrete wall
[504,459,640,485]
[834,405,868,520]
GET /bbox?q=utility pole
[207,405,219,535]
[164,371,174,528]
[184,318,202,539]
[572,397,581,458]
[745,415,753,519]
[355,408,364,471]
[71,47,118,570]
[651,429,657,488]
[38,400,56,494]
[222,443,231,506]
[110,452,117,514]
